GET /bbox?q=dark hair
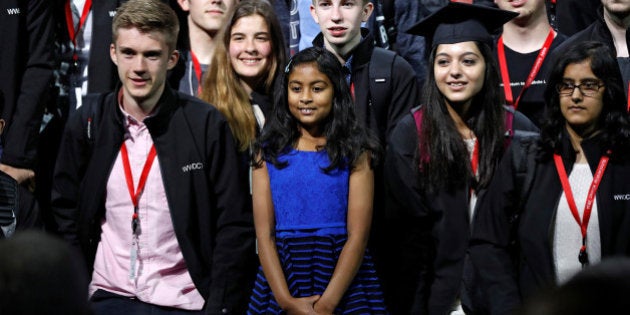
[418,41,506,192]
[540,41,630,159]
[254,47,380,172]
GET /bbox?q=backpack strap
[369,47,396,141]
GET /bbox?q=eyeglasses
[556,80,605,97]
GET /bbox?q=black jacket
[550,0,600,37]
[0,0,55,169]
[384,107,538,315]
[470,131,630,315]
[51,85,256,314]
[313,29,420,145]
[552,6,624,56]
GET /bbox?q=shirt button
[221,308,228,314]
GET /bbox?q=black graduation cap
[407,1,518,47]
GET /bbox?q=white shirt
[553,163,602,285]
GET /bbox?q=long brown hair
[200,0,287,151]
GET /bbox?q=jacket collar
[559,127,609,174]
[113,83,179,137]
[312,28,375,68]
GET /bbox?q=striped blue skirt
[247,234,388,314]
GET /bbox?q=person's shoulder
[391,50,417,74]
[511,109,540,134]
[175,91,226,121]
[550,31,569,49]
[177,92,214,111]
[554,21,604,55]
[370,47,413,68]
[76,92,114,117]
[390,108,419,149]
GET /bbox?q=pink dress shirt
[89,104,204,310]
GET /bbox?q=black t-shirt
[496,34,567,127]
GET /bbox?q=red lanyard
[120,143,157,234]
[468,139,479,198]
[553,153,609,266]
[190,50,203,95]
[497,29,555,110]
[350,82,355,101]
[64,0,92,61]
[627,82,630,112]
[471,139,479,176]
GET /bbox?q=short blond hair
[312,0,369,5]
[112,0,179,51]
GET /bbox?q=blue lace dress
[247,149,387,314]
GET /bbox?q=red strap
[497,29,555,110]
[553,153,609,253]
[350,81,355,101]
[627,82,630,112]
[65,0,93,61]
[121,143,157,232]
[471,139,479,176]
[190,50,203,95]
[468,138,479,199]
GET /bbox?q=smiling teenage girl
[200,0,286,152]
[384,2,539,314]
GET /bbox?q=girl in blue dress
[247,47,387,314]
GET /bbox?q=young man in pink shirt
[51,0,256,313]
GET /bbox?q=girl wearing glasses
[470,40,630,314]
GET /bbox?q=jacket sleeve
[386,58,421,145]
[50,104,92,247]
[384,114,433,313]
[1,0,55,169]
[469,143,523,315]
[205,118,256,314]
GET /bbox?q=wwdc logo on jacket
[182,162,204,172]
[6,8,20,15]
[614,194,630,201]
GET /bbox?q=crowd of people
[1,0,630,314]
